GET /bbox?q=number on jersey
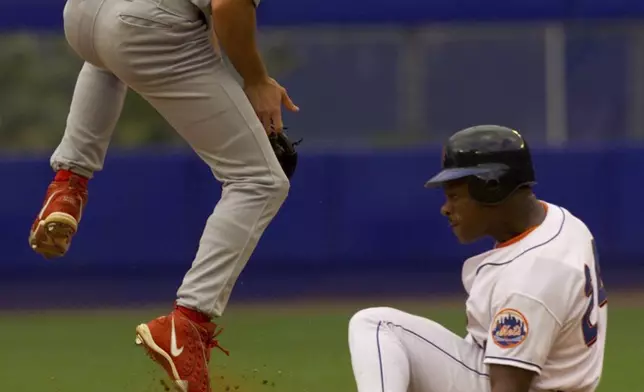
[582,239,608,347]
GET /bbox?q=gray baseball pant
[56,0,290,317]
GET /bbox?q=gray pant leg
[50,62,127,178]
[54,0,127,178]
[87,0,290,317]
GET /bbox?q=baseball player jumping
[349,125,608,392]
[28,0,299,391]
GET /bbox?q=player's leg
[90,1,288,390]
[99,0,289,319]
[29,1,127,258]
[50,62,127,179]
[349,307,490,392]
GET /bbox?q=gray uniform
[56,0,289,317]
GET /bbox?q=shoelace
[206,326,230,360]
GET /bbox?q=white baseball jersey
[462,202,607,391]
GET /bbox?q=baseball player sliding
[28,0,300,391]
[349,125,608,392]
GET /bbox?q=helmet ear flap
[468,170,519,205]
[467,176,507,205]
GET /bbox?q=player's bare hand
[244,77,299,134]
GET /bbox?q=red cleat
[29,171,88,259]
[135,308,229,392]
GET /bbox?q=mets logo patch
[491,308,529,348]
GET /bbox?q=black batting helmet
[424,125,536,204]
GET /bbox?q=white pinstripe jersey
[462,202,607,392]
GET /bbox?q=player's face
[440,180,488,243]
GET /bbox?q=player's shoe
[28,171,88,259]
[135,308,229,392]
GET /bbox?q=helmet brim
[424,167,498,188]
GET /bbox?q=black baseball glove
[269,129,302,179]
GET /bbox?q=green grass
[1,298,642,392]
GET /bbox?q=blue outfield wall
[0,147,643,307]
[2,1,644,305]
[4,0,644,31]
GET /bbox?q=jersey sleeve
[483,293,562,374]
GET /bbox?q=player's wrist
[242,69,271,87]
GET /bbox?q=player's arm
[210,0,269,84]
[489,364,535,392]
[484,293,563,390]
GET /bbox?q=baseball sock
[176,304,211,324]
[54,169,89,186]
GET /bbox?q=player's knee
[245,168,290,206]
[349,307,398,332]
[266,170,290,203]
